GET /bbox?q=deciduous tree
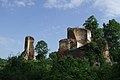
[103,19,120,62]
[35,40,49,59]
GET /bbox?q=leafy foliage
[35,40,49,59]
[103,19,120,62]
[83,15,101,41]
[0,56,117,80]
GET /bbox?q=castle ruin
[58,27,112,64]
[58,27,91,58]
[19,27,112,64]
[20,36,35,60]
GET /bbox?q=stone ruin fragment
[58,27,112,64]
[58,27,91,58]
[20,36,35,60]
[103,40,112,65]
[67,27,91,48]
[18,28,112,64]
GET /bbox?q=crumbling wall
[67,28,91,48]
[20,36,35,60]
[87,30,91,42]
[58,27,91,58]
[59,39,77,50]
[58,39,77,57]
[58,27,112,65]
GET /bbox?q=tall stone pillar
[20,36,35,60]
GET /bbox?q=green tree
[103,19,120,62]
[83,15,101,41]
[0,58,7,70]
[49,51,57,61]
[0,56,51,80]
[35,40,49,59]
[83,15,105,65]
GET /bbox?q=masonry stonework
[67,28,91,48]
[58,27,91,58]
[20,36,35,60]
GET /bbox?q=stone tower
[67,28,91,48]
[20,36,35,60]
[58,27,91,58]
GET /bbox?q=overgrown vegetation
[0,16,120,80]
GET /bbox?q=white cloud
[93,0,120,18]
[0,0,36,8]
[44,0,84,9]
[44,0,120,18]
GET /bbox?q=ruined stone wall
[20,36,35,60]
[58,27,91,58]
[59,39,77,50]
[67,28,91,48]
[58,39,77,57]
[87,30,91,42]
[58,27,112,65]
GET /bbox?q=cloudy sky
[0,0,120,59]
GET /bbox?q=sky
[0,0,120,59]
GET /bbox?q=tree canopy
[103,19,120,62]
[83,15,100,41]
[35,40,49,59]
